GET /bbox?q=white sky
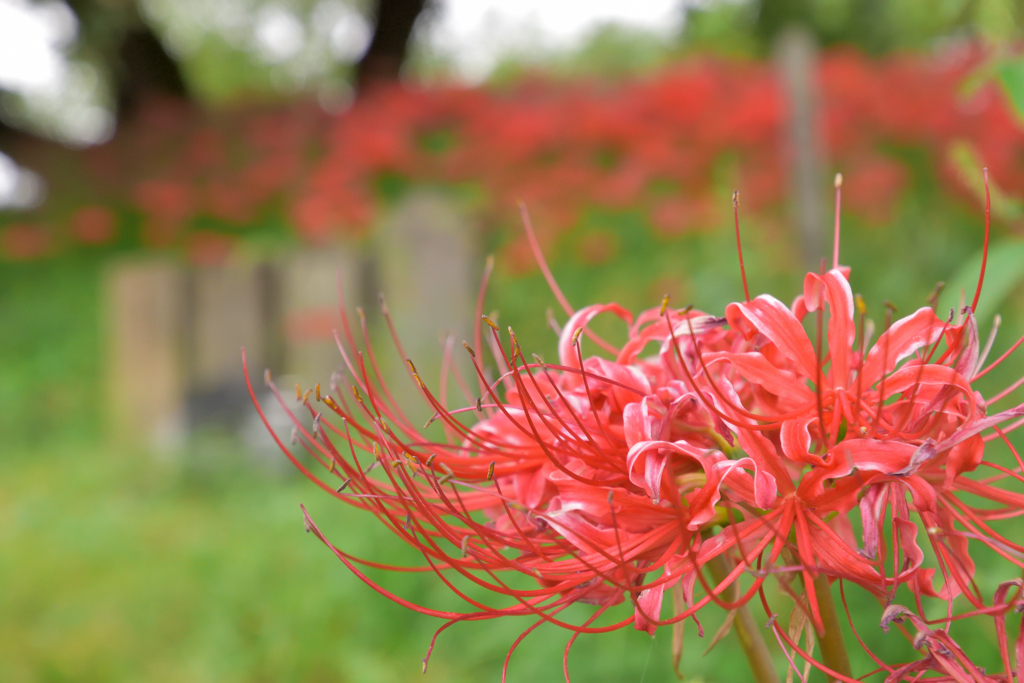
[427,0,682,79]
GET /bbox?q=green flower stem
[706,554,781,683]
[812,574,852,683]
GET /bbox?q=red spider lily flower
[247,180,1024,682]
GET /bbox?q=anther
[425,453,437,468]
[423,413,439,429]
[295,382,302,401]
[336,478,351,493]
[378,292,389,315]
[315,383,321,401]
[263,369,271,386]
[461,535,470,558]
[475,396,483,412]
[660,294,670,316]
[290,426,298,445]
[482,314,499,331]
[403,512,412,531]
[766,614,778,629]
[834,172,843,188]
[571,327,584,345]
[486,461,495,480]
[462,341,476,357]
[323,396,339,411]
[302,389,312,405]
[854,293,867,316]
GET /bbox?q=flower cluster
[249,188,1024,681]
[5,47,1022,263]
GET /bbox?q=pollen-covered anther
[834,172,843,188]
[425,453,437,468]
[460,534,470,558]
[315,383,321,401]
[302,389,312,405]
[486,461,495,480]
[854,293,866,316]
[482,314,499,331]
[295,382,302,402]
[475,396,483,412]
[323,396,339,411]
[461,340,476,357]
[423,413,438,429]
[571,327,584,345]
[659,294,670,316]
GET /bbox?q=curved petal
[780,414,829,467]
[859,306,946,389]
[704,351,815,404]
[558,303,634,368]
[802,269,856,389]
[725,294,818,378]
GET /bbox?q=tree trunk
[356,0,431,94]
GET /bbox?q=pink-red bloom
[248,197,1024,681]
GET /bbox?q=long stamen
[832,172,843,270]
[733,190,750,302]
[970,167,991,313]
[814,265,828,450]
[871,302,896,434]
